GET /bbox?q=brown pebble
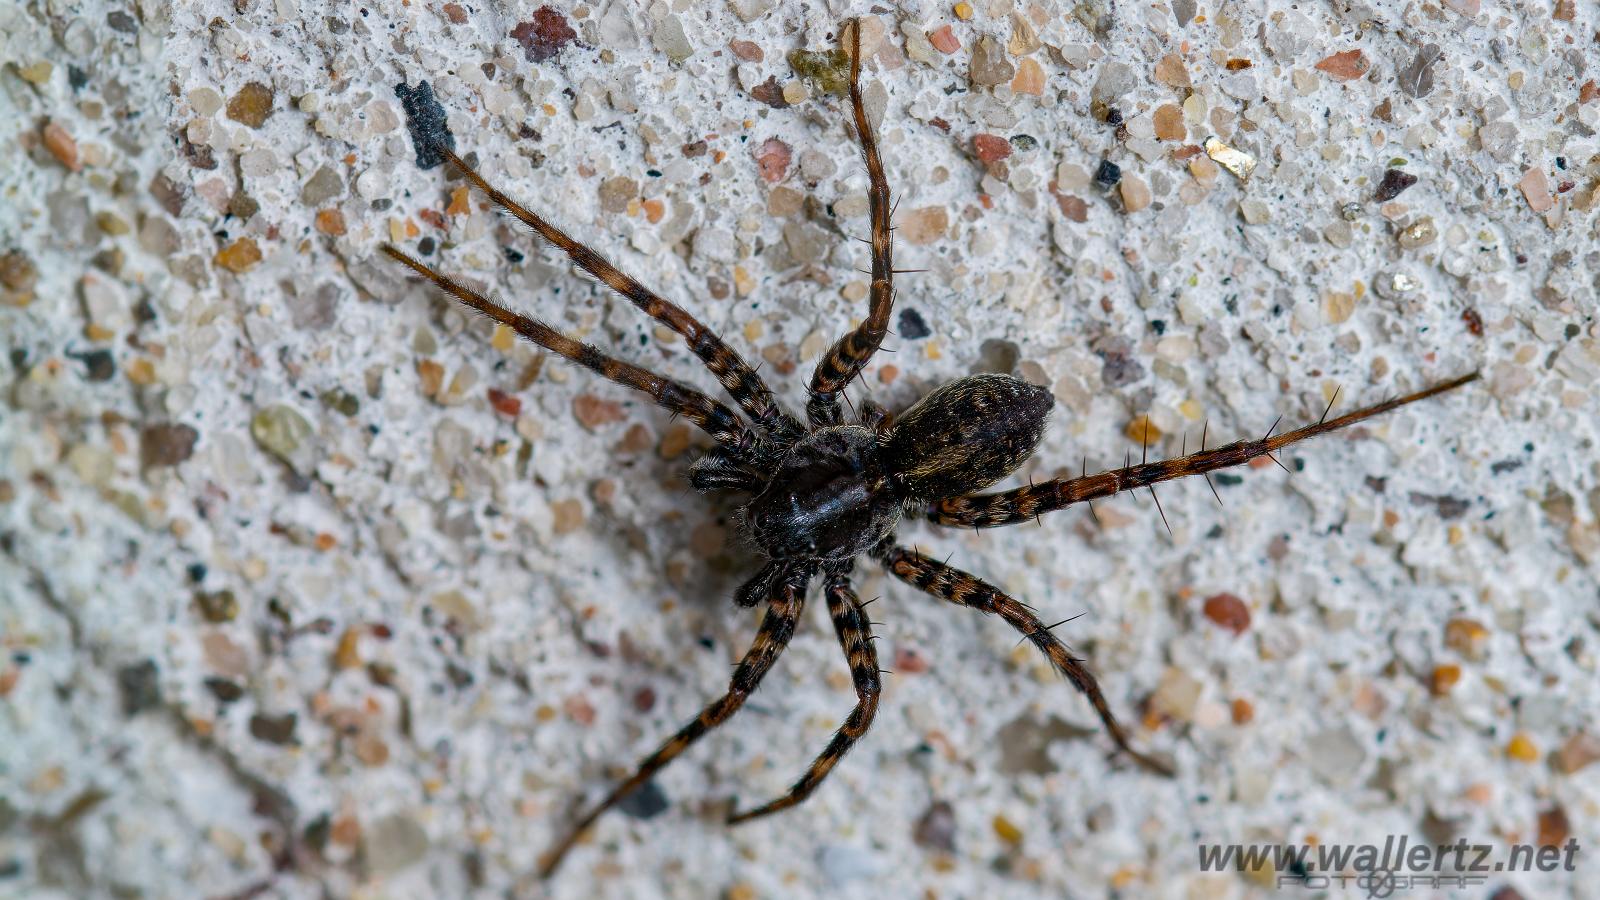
[195,590,239,623]
[1314,50,1369,81]
[314,208,347,236]
[573,393,625,429]
[249,712,298,744]
[564,693,596,725]
[913,800,957,852]
[591,478,617,506]
[729,40,763,62]
[633,686,657,713]
[487,387,521,417]
[755,138,791,183]
[1202,592,1251,634]
[749,76,789,109]
[354,732,390,766]
[1443,617,1488,659]
[658,423,691,459]
[442,2,468,24]
[140,423,199,468]
[1554,731,1600,774]
[1153,53,1190,89]
[226,82,275,128]
[42,120,81,172]
[1374,168,1418,202]
[416,358,444,397]
[1537,805,1569,847]
[1153,104,1185,141]
[1052,191,1088,222]
[899,206,949,245]
[615,422,653,454]
[894,646,929,673]
[551,498,584,535]
[1230,698,1254,724]
[0,250,39,294]
[511,7,577,63]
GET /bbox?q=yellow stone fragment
[1178,398,1203,420]
[1204,136,1257,181]
[18,61,53,84]
[992,814,1023,844]
[1322,291,1356,324]
[1125,414,1162,444]
[491,324,515,352]
[215,237,263,273]
[953,1,974,20]
[1506,733,1539,762]
[126,358,156,385]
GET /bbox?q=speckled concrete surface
[3,1,1599,898]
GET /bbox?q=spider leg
[539,569,811,877]
[923,371,1480,528]
[807,20,896,428]
[384,246,756,454]
[727,568,881,824]
[857,397,893,433]
[426,146,805,444]
[875,545,1173,776]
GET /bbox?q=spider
[381,21,1478,877]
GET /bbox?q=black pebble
[1094,159,1121,188]
[619,779,670,819]
[897,307,931,340]
[118,660,162,716]
[394,81,456,170]
[72,349,116,382]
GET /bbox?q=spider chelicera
[381,21,1478,877]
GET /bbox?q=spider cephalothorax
[381,20,1477,877]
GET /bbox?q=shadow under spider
[380,19,1479,878]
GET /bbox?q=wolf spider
[381,22,1478,876]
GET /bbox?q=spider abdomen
[882,374,1052,501]
[745,426,901,561]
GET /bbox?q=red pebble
[972,133,1011,163]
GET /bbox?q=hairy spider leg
[383,246,751,452]
[727,567,881,824]
[428,146,805,445]
[876,545,1174,775]
[857,397,893,432]
[925,371,1480,528]
[538,573,809,877]
[808,21,896,428]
